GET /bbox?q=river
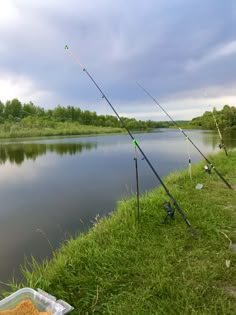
[0,129,235,284]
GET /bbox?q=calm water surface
[0,129,236,284]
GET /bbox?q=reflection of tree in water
[202,130,236,150]
[222,130,236,149]
[0,142,97,165]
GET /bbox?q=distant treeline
[186,105,236,130]
[0,99,170,130]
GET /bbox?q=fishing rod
[204,89,228,157]
[210,107,228,156]
[65,45,196,234]
[137,82,232,189]
[185,136,193,181]
[133,139,140,222]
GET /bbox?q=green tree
[189,104,236,130]
[22,102,37,117]
[0,100,5,123]
[5,99,22,119]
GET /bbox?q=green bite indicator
[133,139,139,148]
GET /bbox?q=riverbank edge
[0,126,157,141]
[0,125,125,140]
[3,150,236,314]
[176,124,236,131]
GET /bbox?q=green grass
[2,151,236,314]
[0,122,124,139]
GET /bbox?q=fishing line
[137,82,232,189]
[65,45,196,235]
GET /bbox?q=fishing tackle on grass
[162,201,175,223]
[204,164,212,174]
[65,44,196,235]
[137,82,232,190]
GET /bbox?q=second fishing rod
[137,83,232,189]
[65,45,196,235]
[211,108,228,156]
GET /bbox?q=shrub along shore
[0,121,125,139]
[2,150,236,314]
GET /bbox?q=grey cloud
[0,0,235,116]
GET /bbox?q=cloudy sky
[0,0,236,120]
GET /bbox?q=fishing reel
[162,201,175,223]
[218,143,225,149]
[204,164,212,174]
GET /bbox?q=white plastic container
[0,288,74,314]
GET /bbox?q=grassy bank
[0,122,124,139]
[3,151,236,314]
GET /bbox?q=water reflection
[222,130,236,149]
[201,130,236,150]
[0,142,97,165]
